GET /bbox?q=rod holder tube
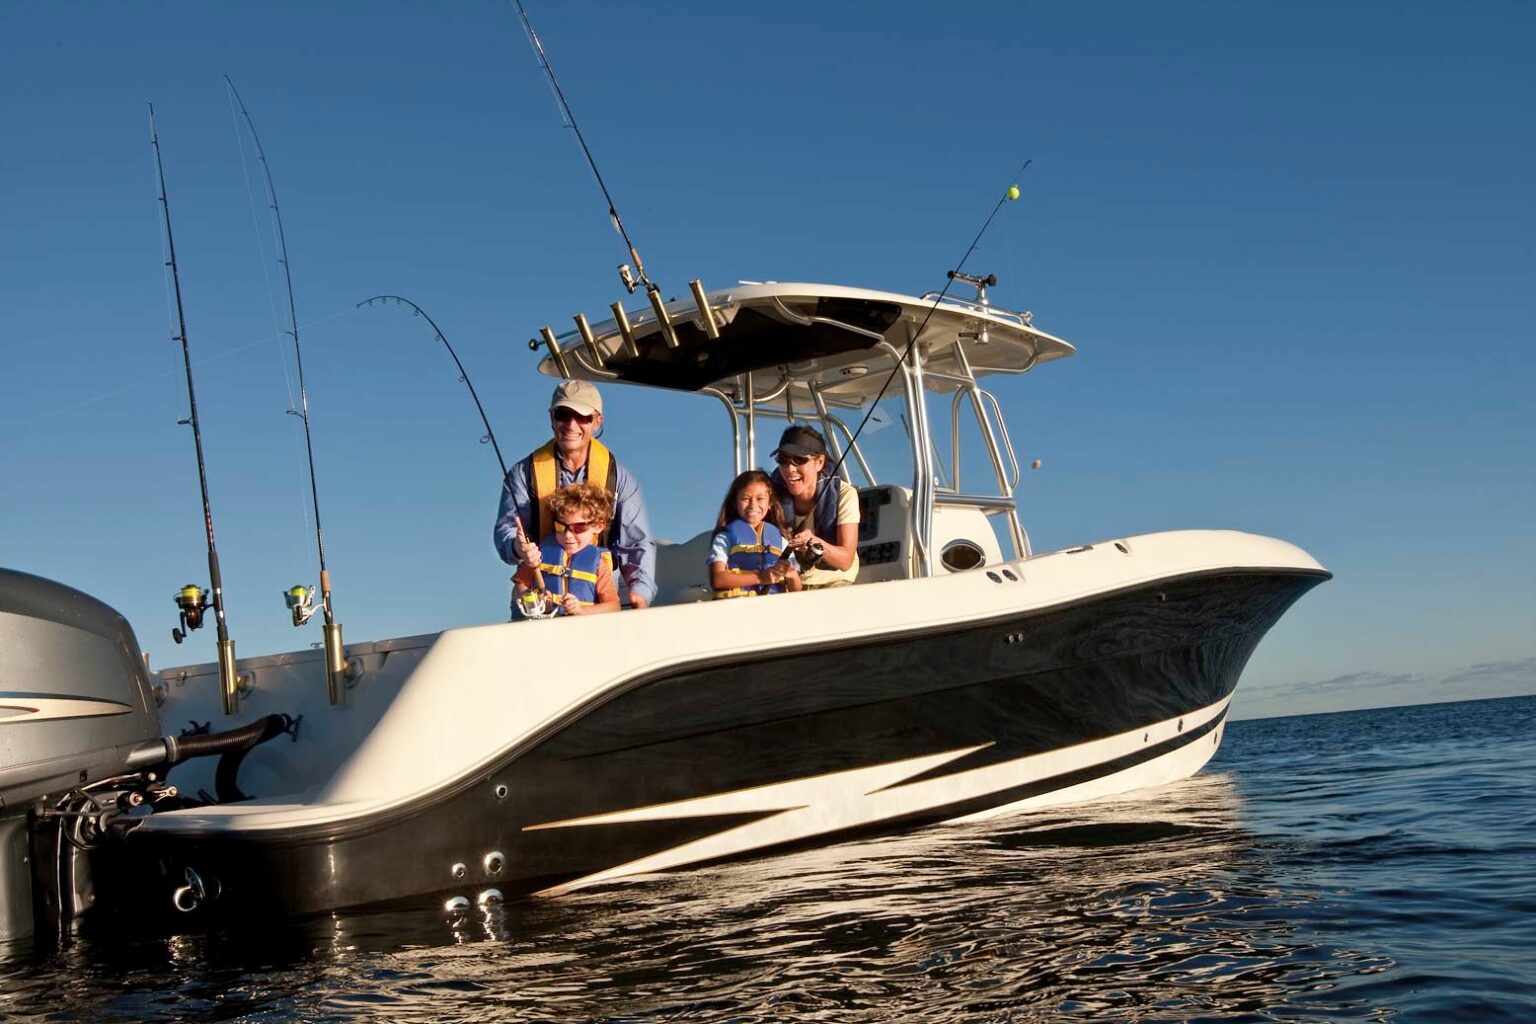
[611,303,640,358]
[539,327,570,378]
[573,313,604,366]
[688,280,719,339]
[325,622,347,705]
[645,290,680,349]
[217,639,239,716]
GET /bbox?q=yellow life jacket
[531,438,617,542]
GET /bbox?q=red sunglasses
[555,520,596,534]
[553,408,595,425]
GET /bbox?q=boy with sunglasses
[512,483,620,616]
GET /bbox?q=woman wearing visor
[768,425,860,589]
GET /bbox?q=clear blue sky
[2,1,1531,719]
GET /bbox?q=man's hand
[517,536,540,566]
[629,593,650,610]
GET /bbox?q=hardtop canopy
[533,281,1074,407]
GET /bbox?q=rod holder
[539,327,570,378]
[573,313,604,367]
[689,279,719,339]
[646,289,681,349]
[611,303,640,359]
[217,639,239,716]
[325,622,347,705]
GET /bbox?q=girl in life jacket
[709,470,802,599]
[513,483,622,616]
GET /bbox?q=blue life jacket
[771,470,841,540]
[713,519,787,599]
[537,536,609,612]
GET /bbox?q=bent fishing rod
[355,295,545,593]
[356,295,509,481]
[148,102,242,716]
[225,76,349,702]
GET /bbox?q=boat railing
[916,292,1034,329]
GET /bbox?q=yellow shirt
[798,480,861,588]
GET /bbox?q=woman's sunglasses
[775,453,815,467]
[555,520,596,534]
[552,408,595,425]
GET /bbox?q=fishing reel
[794,539,826,571]
[283,584,317,627]
[514,589,561,620]
[171,584,209,644]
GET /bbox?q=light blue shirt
[494,448,657,605]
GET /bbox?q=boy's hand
[561,594,582,615]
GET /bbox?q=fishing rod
[355,294,547,598]
[514,1,664,303]
[147,102,241,716]
[355,295,509,479]
[224,75,348,703]
[825,163,1031,487]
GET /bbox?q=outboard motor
[0,568,163,944]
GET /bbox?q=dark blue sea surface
[3,695,1533,1022]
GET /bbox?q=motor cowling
[0,568,163,942]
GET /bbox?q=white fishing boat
[1,277,1328,940]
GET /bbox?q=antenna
[147,102,242,716]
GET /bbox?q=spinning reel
[283,584,317,627]
[171,584,209,644]
[514,588,562,620]
[794,539,826,570]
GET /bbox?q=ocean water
[2,695,1532,1022]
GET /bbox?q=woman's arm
[786,483,860,570]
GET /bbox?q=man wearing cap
[769,425,860,589]
[494,380,657,609]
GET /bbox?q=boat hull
[102,564,1324,928]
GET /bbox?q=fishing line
[226,86,301,414]
[3,309,357,436]
[227,79,314,555]
[824,160,1031,485]
[228,87,312,546]
[514,0,658,295]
